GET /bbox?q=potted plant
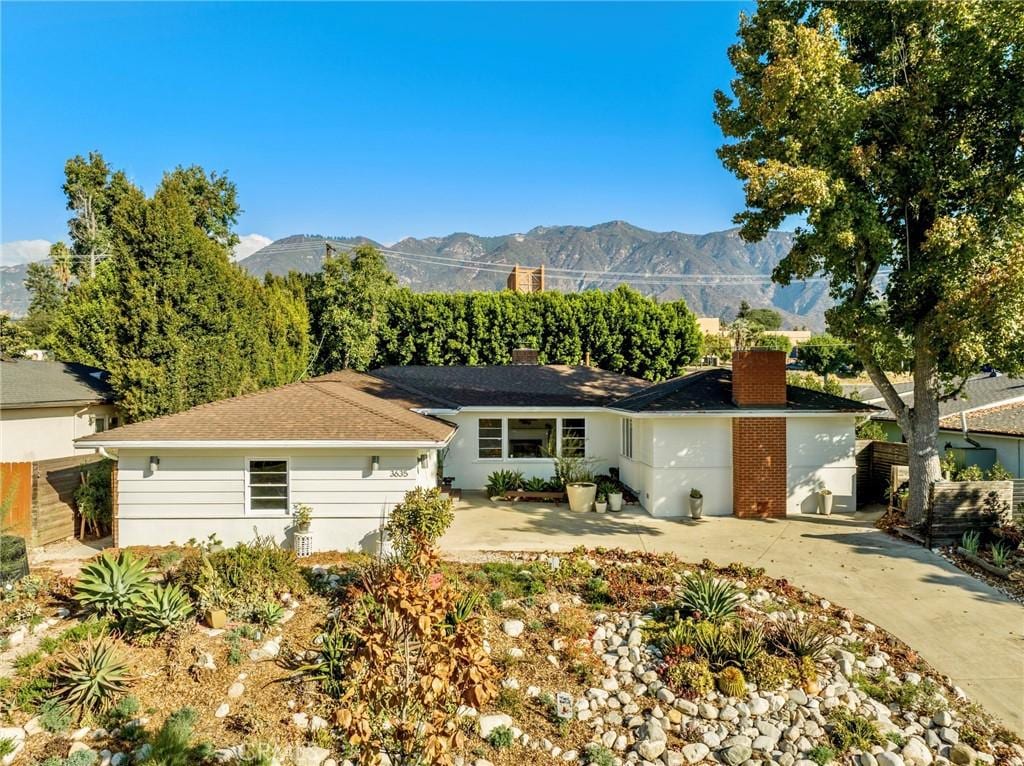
[688,488,703,520]
[566,478,597,512]
[607,485,624,512]
[594,491,608,513]
[817,489,833,516]
[293,503,312,533]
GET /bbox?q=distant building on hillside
[507,265,545,293]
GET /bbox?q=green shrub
[583,744,616,766]
[485,470,525,497]
[664,658,714,695]
[76,460,113,535]
[986,461,1013,481]
[176,534,305,619]
[827,708,882,750]
[808,745,836,765]
[495,687,523,716]
[679,571,741,622]
[956,464,985,481]
[40,752,99,766]
[75,551,152,620]
[746,652,796,689]
[50,639,133,716]
[100,695,141,729]
[487,724,514,749]
[479,562,548,600]
[384,487,456,559]
[38,698,73,732]
[134,583,193,633]
[137,707,214,765]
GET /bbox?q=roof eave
[74,437,454,450]
[1,398,113,410]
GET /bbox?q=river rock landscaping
[1,492,1021,766]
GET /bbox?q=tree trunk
[904,332,943,526]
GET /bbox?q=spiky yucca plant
[773,621,833,661]
[679,571,742,623]
[51,639,133,716]
[717,666,746,697]
[135,583,194,633]
[75,551,152,619]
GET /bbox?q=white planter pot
[818,491,834,516]
[607,492,623,512]
[688,496,703,520]
[594,501,608,514]
[566,482,597,512]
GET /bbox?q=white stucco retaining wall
[440,410,620,489]
[115,447,434,552]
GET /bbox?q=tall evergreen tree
[48,155,309,422]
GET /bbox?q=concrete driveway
[441,494,1024,732]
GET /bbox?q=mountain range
[1,222,830,328]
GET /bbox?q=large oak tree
[715,1,1024,523]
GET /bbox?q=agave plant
[772,620,833,661]
[294,622,352,698]
[726,624,766,668]
[135,583,194,633]
[50,638,133,716]
[75,551,153,619]
[252,600,284,628]
[679,571,742,623]
[444,591,483,634]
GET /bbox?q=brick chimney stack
[731,350,787,407]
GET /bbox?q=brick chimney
[511,348,540,365]
[731,350,787,407]
[731,350,788,519]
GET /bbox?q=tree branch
[858,340,909,429]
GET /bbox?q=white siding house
[1,360,120,462]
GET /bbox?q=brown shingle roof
[939,401,1024,438]
[76,372,455,445]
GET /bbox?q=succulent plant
[772,620,833,661]
[717,666,746,697]
[252,600,284,628]
[50,639,133,716]
[75,551,152,619]
[135,583,194,633]
[679,571,742,623]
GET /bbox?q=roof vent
[511,348,540,365]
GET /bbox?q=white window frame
[244,457,291,515]
[621,418,633,459]
[475,416,588,462]
[478,419,504,460]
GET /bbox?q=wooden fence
[0,455,101,547]
[926,480,1016,546]
[0,462,33,539]
[855,440,910,506]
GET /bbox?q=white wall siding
[441,410,620,489]
[646,418,733,518]
[786,417,858,514]
[116,447,433,552]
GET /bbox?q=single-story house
[859,372,1024,476]
[76,350,876,552]
[1,360,121,462]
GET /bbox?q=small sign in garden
[555,691,574,720]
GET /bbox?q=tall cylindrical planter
[818,490,834,516]
[688,496,703,520]
[607,492,623,512]
[566,482,597,512]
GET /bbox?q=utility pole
[324,241,336,261]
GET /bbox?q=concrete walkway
[441,495,1024,732]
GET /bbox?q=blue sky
[2,1,753,262]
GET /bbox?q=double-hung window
[247,459,289,513]
[621,419,633,459]
[561,418,586,458]
[478,419,503,459]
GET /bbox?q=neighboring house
[859,373,1024,476]
[1,360,120,462]
[76,350,874,551]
